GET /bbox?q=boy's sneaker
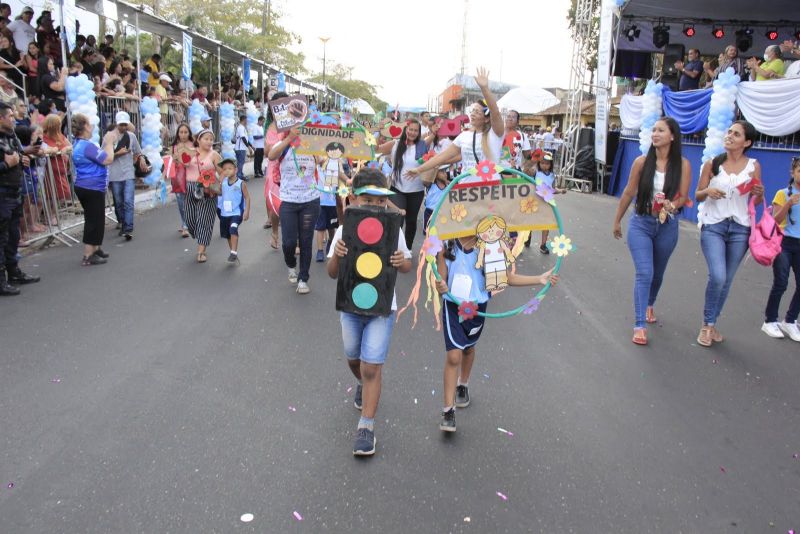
[227,252,239,264]
[354,384,363,410]
[296,281,310,294]
[440,409,456,432]
[455,385,470,408]
[81,253,107,266]
[539,244,550,255]
[353,428,376,456]
[779,321,800,342]
[315,250,324,262]
[287,268,298,284]
[94,248,110,259]
[761,322,785,338]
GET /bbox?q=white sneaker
[779,321,800,342]
[296,281,310,294]
[287,268,298,284]
[761,322,785,339]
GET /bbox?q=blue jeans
[340,311,396,365]
[700,219,751,325]
[235,150,247,180]
[175,192,187,229]
[765,236,800,323]
[109,179,135,233]
[279,199,320,283]
[627,214,679,328]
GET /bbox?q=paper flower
[458,300,479,321]
[536,182,555,203]
[475,159,496,181]
[422,235,443,256]
[417,150,436,164]
[520,197,539,214]
[531,148,544,162]
[450,203,467,222]
[289,136,301,148]
[364,131,377,146]
[523,297,540,315]
[337,185,350,198]
[550,234,573,257]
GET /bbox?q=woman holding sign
[408,67,504,185]
[376,118,428,249]
[263,91,288,250]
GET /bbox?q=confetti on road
[7,482,13,489]
[712,359,718,364]
[414,398,418,404]
[483,374,490,379]
[432,389,435,396]
[293,511,303,521]
[497,427,514,436]
[400,351,406,356]
[240,513,254,523]
[496,491,508,501]
[288,406,296,412]
[720,466,726,473]
[464,517,471,522]
[346,386,353,393]
[793,453,798,459]
[50,378,61,383]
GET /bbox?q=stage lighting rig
[711,24,725,39]
[624,24,641,42]
[682,24,695,37]
[652,21,670,48]
[735,28,753,52]
[765,27,779,41]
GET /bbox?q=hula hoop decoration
[397,161,573,329]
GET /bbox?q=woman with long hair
[183,129,221,262]
[40,113,72,203]
[170,123,195,238]
[0,34,22,91]
[695,120,764,347]
[37,56,66,112]
[376,117,427,249]
[20,42,38,97]
[613,117,691,345]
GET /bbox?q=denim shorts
[340,311,396,365]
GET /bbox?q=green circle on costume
[353,283,378,310]
[356,252,382,279]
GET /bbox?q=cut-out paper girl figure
[474,215,515,291]
[322,142,346,192]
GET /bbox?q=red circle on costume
[181,153,191,164]
[357,217,383,245]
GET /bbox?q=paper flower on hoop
[550,235,573,257]
[289,136,301,148]
[458,300,479,321]
[520,197,539,214]
[364,131,377,146]
[417,150,437,164]
[198,170,215,188]
[531,148,544,162]
[536,182,555,203]
[523,297,541,315]
[475,159,497,181]
[450,204,467,222]
[337,185,350,198]
[422,234,443,258]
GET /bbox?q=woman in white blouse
[695,120,764,347]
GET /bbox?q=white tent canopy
[351,99,376,115]
[496,87,560,115]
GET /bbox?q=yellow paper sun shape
[550,234,573,257]
[450,204,467,222]
[520,197,539,214]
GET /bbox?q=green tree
[567,0,600,72]
[308,63,387,114]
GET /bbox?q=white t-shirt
[499,129,531,170]
[699,158,756,227]
[328,225,412,310]
[279,153,320,204]
[433,138,452,154]
[453,129,504,183]
[8,20,35,53]
[251,126,265,149]
[235,124,249,151]
[542,132,555,150]
[390,142,424,193]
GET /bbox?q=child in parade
[423,164,451,234]
[327,168,413,456]
[217,157,250,264]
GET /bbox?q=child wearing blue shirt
[217,158,250,264]
[423,164,451,234]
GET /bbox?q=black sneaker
[123,232,133,241]
[539,244,550,255]
[82,254,107,266]
[455,385,470,408]
[353,427,376,456]
[440,409,456,432]
[227,252,239,264]
[7,267,40,284]
[354,384,363,410]
[94,248,110,259]
[0,274,20,296]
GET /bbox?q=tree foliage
[308,63,387,114]
[567,0,601,72]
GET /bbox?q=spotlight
[653,22,670,48]
[765,27,779,41]
[682,24,695,37]
[624,24,641,42]
[735,28,753,53]
[711,25,725,39]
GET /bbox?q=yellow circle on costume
[356,252,382,279]
[440,216,448,225]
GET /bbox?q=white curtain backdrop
[736,78,800,137]
[619,94,644,131]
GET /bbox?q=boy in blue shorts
[327,168,412,456]
[217,158,250,263]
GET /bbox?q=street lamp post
[319,36,330,107]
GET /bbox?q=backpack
[748,196,783,266]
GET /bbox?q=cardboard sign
[380,121,405,139]
[336,206,403,317]
[433,178,558,239]
[270,95,309,132]
[294,124,373,161]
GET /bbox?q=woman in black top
[0,34,22,93]
[37,56,67,112]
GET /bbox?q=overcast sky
[278,0,574,107]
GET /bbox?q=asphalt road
[1,180,798,533]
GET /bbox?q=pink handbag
[748,196,783,266]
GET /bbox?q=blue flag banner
[243,59,251,93]
[182,33,192,81]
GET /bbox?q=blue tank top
[218,177,244,217]
[444,240,490,304]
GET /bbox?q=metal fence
[621,125,800,150]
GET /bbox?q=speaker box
[578,127,595,150]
